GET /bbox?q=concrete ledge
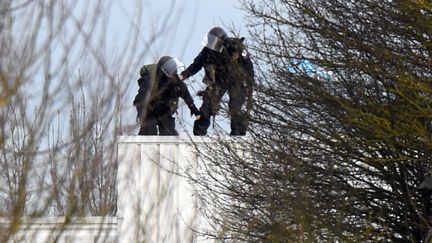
[117,135,212,144]
[116,135,213,242]
[117,135,249,144]
[1,217,117,243]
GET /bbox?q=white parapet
[117,135,213,243]
[1,216,117,243]
[1,135,220,243]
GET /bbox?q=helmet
[201,27,227,52]
[157,56,185,78]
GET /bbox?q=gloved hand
[197,90,206,97]
[179,71,187,81]
[189,104,200,116]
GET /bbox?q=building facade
[4,136,214,243]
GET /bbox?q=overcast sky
[111,0,248,66]
[147,0,248,65]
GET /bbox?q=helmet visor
[201,33,224,52]
[161,58,185,77]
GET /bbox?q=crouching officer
[179,27,255,136]
[133,56,200,135]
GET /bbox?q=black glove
[180,71,188,80]
[197,90,206,97]
[189,105,200,116]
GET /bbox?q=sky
[109,0,249,65]
[144,0,248,65]
[113,0,250,135]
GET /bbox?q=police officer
[133,56,200,135]
[179,27,255,135]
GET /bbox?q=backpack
[224,37,255,112]
[225,37,246,55]
[134,63,179,114]
[138,63,157,86]
[224,37,254,83]
[133,64,158,106]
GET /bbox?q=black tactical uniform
[181,27,255,135]
[133,56,200,135]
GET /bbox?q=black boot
[193,118,210,136]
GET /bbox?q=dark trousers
[137,108,178,135]
[193,82,248,136]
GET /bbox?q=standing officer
[180,27,255,135]
[133,56,200,135]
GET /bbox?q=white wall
[3,135,216,243]
[117,135,214,243]
[2,217,117,243]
